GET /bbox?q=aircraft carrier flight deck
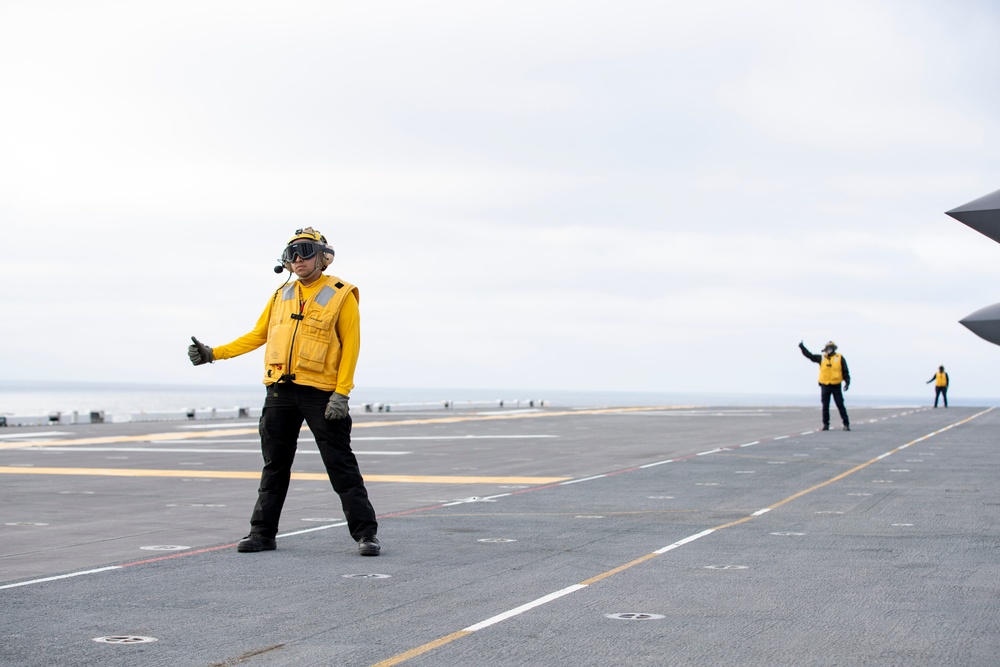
[1,403,998,666]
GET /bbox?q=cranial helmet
[281,227,335,272]
[823,341,838,353]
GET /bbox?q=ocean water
[1,381,992,418]
[0,382,555,417]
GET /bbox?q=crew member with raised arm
[799,340,851,431]
[188,227,380,556]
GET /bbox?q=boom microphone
[273,264,284,274]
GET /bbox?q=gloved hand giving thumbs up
[188,336,214,366]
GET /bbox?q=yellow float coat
[212,275,360,395]
[818,354,844,385]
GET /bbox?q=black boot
[237,533,276,552]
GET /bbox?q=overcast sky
[2,0,1000,401]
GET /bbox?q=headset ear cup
[283,261,292,271]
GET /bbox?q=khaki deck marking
[0,406,693,450]
[367,407,995,667]
[0,467,566,485]
[371,631,473,667]
[0,428,261,449]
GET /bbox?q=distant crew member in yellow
[926,365,949,408]
[798,340,851,431]
[187,227,380,557]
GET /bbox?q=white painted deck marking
[559,475,607,485]
[462,585,587,632]
[0,431,72,439]
[0,566,123,590]
[639,459,674,468]
[35,447,410,455]
[279,522,347,537]
[655,529,715,554]
[354,435,557,441]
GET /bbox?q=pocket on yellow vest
[295,311,334,372]
[302,311,334,340]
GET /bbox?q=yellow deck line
[365,406,996,667]
[0,428,260,450]
[0,406,693,450]
[0,466,567,485]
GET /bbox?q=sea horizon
[2,379,995,418]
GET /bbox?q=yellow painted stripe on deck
[0,466,567,485]
[0,428,260,450]
[0,406,693,450]
[364,407,996,667]
[370,631,473,667]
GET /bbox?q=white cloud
[715,1,998,152]
[2,0,1000,400]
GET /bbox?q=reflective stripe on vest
[315,285,336,307]
[818,354,843,385]
[281,283,336,306]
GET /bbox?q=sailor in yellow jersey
[926,365,949,408]
[798,340,851,431]
[188,228,380,557]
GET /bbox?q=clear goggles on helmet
[282,241,322,263]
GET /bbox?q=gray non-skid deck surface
[1,405,998,666]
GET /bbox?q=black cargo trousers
[249,382,378,541]
[934,385,948,408]
[820,383,850,428]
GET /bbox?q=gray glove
[325,392,350,420]
[188,336,214,366]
